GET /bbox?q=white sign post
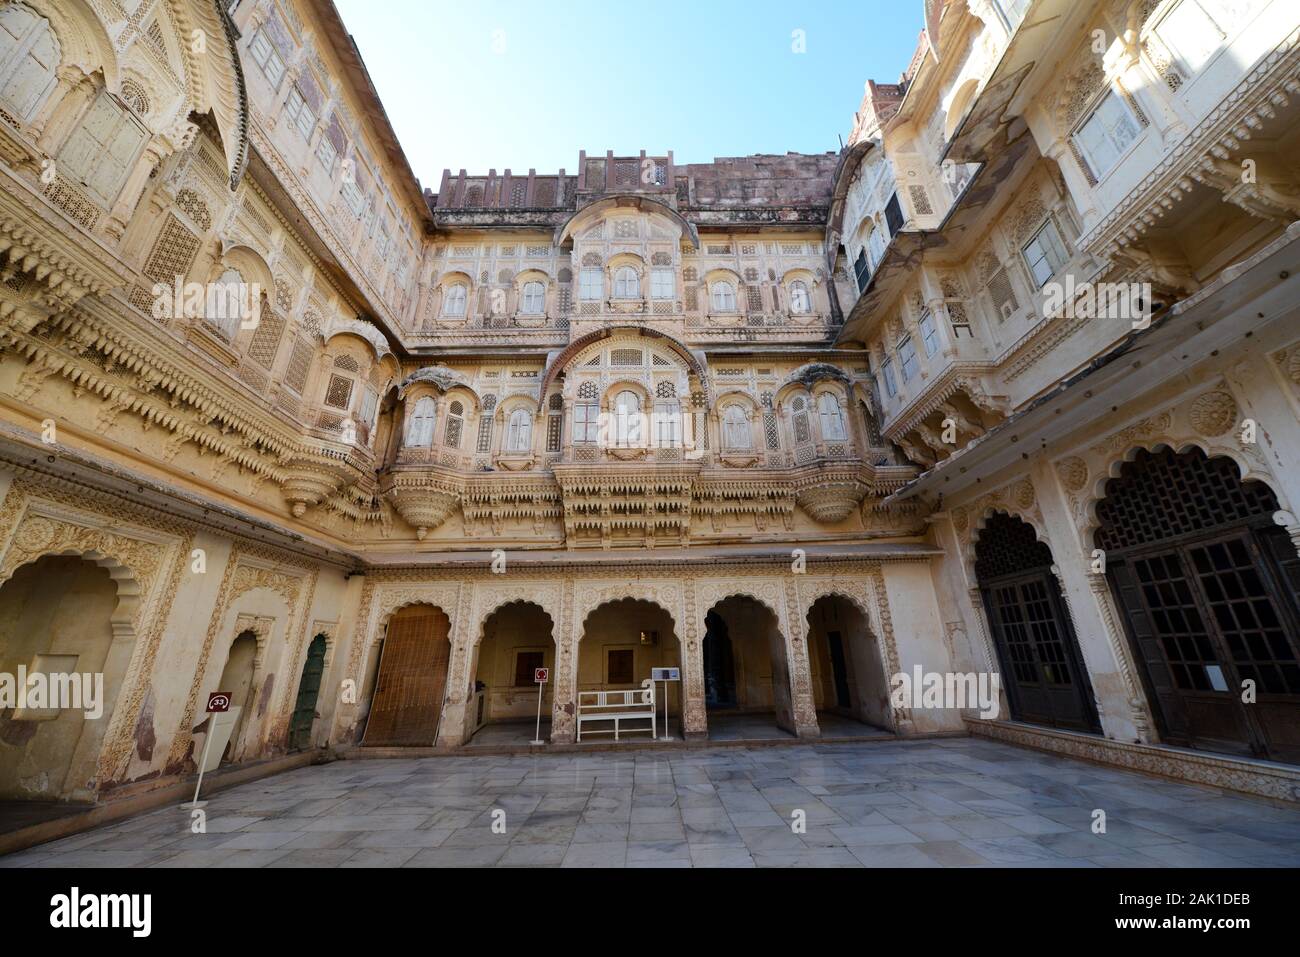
[650,667,680,741]
[531,667,549,745]
[183,691,231,808]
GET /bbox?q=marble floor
[3,737,1299,868]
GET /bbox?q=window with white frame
[358,388,378,441]
[341,173,364,216]
[58,91,146,206]
[203,268,248,341]
[992,0,1031,31]
[817,393,847,441]
[248,28,285,90]
[651,268,675,299]
[443,283,467,317]
[315,133,338,175]
[722,405,751,449]
[613,390,641,446]
[711,281,737,312]
[1073,91,1140,181]
[505,409,532,452]
[574,400,598,443]
[789,280,812,315]
[405,396,436,447]
[613,266,639,299]
[919,311,939,356]
[284,86,316,142]
[1156,0,1241,76]
[881,357,898,398]
[1022,219,1070,288]
[579,267,603,301]
[521,281,545,314]
[654,399,681,447]
[0,2,59,122]
[899,336,918,382]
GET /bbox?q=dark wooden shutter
[363,610,450,746]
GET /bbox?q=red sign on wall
[534,668,549,684]
[206,692,232,713]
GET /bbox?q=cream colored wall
[882,561,963,734]
[473,603,556,722]
[577,602,681,712]
[0,556,118,800]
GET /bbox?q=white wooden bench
[576,680,656,741]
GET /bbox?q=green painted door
[289,635,327,751]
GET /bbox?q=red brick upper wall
[681,153,839,208]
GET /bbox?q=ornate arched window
[0,3,59,122]
[711,281,737,312]
[789,280,812,315]
[443,283,467,317]
[818,392,847,441]
[614,266,639,299]
[723,405,750,449]
[521,281,545,314]
[405,396,436,447]
[791,396,811,444]
[505,408,532,452]
[613,390,641,446]
[444,400,464,448]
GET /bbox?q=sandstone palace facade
[1,0,1299,808]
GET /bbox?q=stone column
[681,578,707,739]
[549,578,577,743]
[782,578,821,738]
[431,585,471,748]
[1030,458,1153,742]
[107,140,169,239]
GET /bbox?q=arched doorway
[1098,447,1300,763]
[362,604,452,747]
[466,601,555,746]
[704,596,794,739]
[703,611,737,708]
[806,595,892,734]
[217,631,258,764]
[975,513,1100,732]
[578,599,681,739]
[0,555,123,801]
[288,634,327,751]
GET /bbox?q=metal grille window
[324,374,353,410]
[442,401,465,448]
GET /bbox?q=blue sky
[333,0,923,191]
